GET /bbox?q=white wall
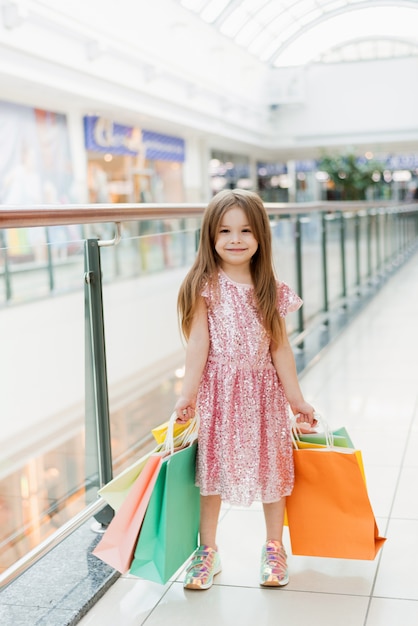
[270,58,418,152]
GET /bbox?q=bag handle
[162,411,199,455]
[291,412,334,449]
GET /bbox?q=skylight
[178,0,418,66]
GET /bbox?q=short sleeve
[277,281,303,317]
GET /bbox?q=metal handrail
[0,498,107,589]
[0,200,413,229]
[0,203,205,228]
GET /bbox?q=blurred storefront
[84,116,186,204]
[84,116,187,267]
[0,100,79,261]
[257,161,289,202]
[209,150,252,196]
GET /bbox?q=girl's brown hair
[178,189,283,346]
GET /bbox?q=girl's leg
[262,498,286,544]
[199,494,222,549]
[184,494,222,589]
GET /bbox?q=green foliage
[318,153,384,200]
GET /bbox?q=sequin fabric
[196,269,303,506]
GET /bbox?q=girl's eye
[242,228,251,233]
[219,228,229,233]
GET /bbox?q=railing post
[295,216,304,341]
[339,211,347,303]
[375,211,381,278]
[394,212,399,262]
[321,212,329,319]
[415,210,418,246]
[195,228,201,251]
[354,212,361,295]
[84,238,114,527]
[180,218,187,265]
[45,227,55,292]
[367,211,373,282]
[401,214,406,255]
[0,230,12,301]
[384,211,389,265]
[388,212,394,264]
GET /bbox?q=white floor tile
[367,598,418,626]
[363,466,399,518]
[78,577,169,625]
[391,466,418,518]
[286,554,378,596]
[348,428,408,466]
[404,429,418,465]
[144,583,369,626]
[373,519,418,600]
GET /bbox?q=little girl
[175,189,316,590]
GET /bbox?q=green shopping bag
[130,441,200,584]
[295,426,355,449]
[98,414,198,511]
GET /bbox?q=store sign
[84,116,185,162]
[84,116,142,156]
[258,162,287,176]
[385,154,418,169]
[142,130,185,162]
[296,159,317,172]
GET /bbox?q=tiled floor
[78,253,418,626]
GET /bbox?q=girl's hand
[174,397,196,424]
[291,402,317,433]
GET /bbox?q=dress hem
[197,486,294,508]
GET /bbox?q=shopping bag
[292,424,365,480]
[151,419,190,444]
[98,447,159,511]
[129,441,200,584]
[98,414,198,511]
[284,421,362,527]
[286,446,386,559]
[92,454,163,572]
[294,426,354,449]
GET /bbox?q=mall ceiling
[176,0,418,66]
[2,0,418,158]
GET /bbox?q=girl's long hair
[178,189,283,347]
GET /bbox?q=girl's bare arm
[175,296,209,422]
[271,320,316,425]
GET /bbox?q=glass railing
[0,218,200,306]
[1,200,417,585]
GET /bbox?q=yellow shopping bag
[151,419,190,444]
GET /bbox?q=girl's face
[214,206,258,270]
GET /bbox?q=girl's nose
[230,231,241,242]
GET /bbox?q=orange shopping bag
[284,421,365,528]
[93,454,163,573]
[286,446,386,560]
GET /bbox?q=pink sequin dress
[196,269,303,507]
